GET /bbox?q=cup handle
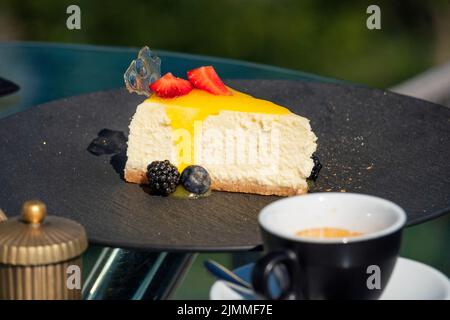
[251,249,300,300]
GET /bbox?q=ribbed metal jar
[0,200,88,300]
[0,209,6,223]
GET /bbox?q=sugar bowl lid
[0,200,88,265]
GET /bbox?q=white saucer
[210,257,450,300]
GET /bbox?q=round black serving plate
[0,80,449,251]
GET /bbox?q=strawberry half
[149,72,193,98]
[187,66,231,95]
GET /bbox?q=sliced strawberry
[149,72,193,98]
[187,66,231,95]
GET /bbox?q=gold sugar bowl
[0,200,88,300]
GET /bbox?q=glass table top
[0,42,337,118]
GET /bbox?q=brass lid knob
[21,200,47,225]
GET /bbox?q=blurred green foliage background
[0,0,449,87]
[0,0,448,299]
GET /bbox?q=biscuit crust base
[124,168,307,196]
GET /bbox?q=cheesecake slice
[125,87,317,196]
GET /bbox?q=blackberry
[308,154,322,181]
[146,160,180,196]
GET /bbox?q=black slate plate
[0,80,449,251]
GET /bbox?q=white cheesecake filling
[126,101,317,192]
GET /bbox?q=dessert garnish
[145,161,212,197]
[187,66,231,95]
[308,154,322,181]
[180,165,211,195]
[146,160,180,196]
[149,72,193,98]
[124,46,161,96]
[87,129,127,156]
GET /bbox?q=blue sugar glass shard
[124,46,161,96]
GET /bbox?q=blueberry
[180,165,211,195]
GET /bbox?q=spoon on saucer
[204,259,252,289]
[204,258,291,300]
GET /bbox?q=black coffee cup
[252,193,406,300]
